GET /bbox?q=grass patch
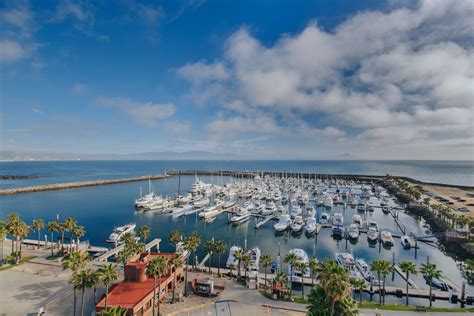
[46,253,63,260]
[359,302,474,313]
[0,256,36,272]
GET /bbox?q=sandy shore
[420,184,474,217]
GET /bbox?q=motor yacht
[367,227,379,242]
[356,258,376,282]
[198,204,222,219]
[323,194,333,208]
[400,235,413,248]
[336,253,362,280]
[290,205,302,219]
[380,230,394,246]
[319,212,330,225]
[305,218,317,234]
[226,245,242,268]
[347,224,359,239]
[291,215,304,232]
[229,207,251,223]
[332,224,344,237]
[352,214,362,227]
[248,246,261,271]
[332,213,343,226]
[274,213,291,232]
[287,249,310,283]
[106,223,136,244]
[356,203,367,212]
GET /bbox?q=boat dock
[95,238,161,262]
[393,265,418,288]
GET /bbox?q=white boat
[367,227,379,242]
[381,230,394,246]
[194,197,210,208]
[332,224,344,237]
[248,246,261,271]
[171,204,194,218]
[336,253,362,280]
[106,223,136,243]
[356,258,375,282]
[305,218,317,234]
[319,212,330,225]
[400,235,413,248]
[323,194,333,208]
[332,213,343,226]
[291,215,304,232]
[226,245,242,268]
[356,203,366,212]
[262,202,276,216]
[223,199,236,209]
[368,220,378,231]
[198,204,222,219]
[229,208,251,223]
[347,224,359,239]
[274,213,291,232]
[287,248,310,283]
[135,180,157,208]
[352,214,362,227]
[333,195,340,204]
[290,205,302,219]
[423,273,448,290]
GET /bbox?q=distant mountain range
[0,150,357,161]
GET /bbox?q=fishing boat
[226,245,242,268]
[332,213,343,226]
[291,215,304,232]
[274,213,291,232]
[287,248,310,283]
[336,253,362,280]
[229,207,251,223]
[356,203,366,212]
[400,235,413,248]
[305,217,317,234]
[380,230,394,246]
[106,223,136,244]
[248,246,261,271]
[319,212,330,225]
[347,224,359,239]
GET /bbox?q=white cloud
[97,97,175,128]
[137,4,164,25]
[0,40,26,63]
[178,0,474,159]
[165,122,190,136]
[54,0,92,23]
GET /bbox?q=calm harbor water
[0,173,472,307]
[0,160,473,189]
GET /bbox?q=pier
[254,215,275,228]
[95,238,161,262]
[0,173,171,196]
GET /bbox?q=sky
[0,0,473,160]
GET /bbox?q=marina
[1,168,473,308]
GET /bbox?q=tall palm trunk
[157,282,162,316]
[80,287,85,316]
[289,266,293,298]
[19,238,23,258]
[382,275,387,304]
[152,277,157,316]
[377,272,382,304]
[429,279,433,308]
[105,285,109,311]
[184,257,189,296]
[93,287,97,304]
[73,288,77,316]
[11,238,14,255]
[359,287,363,302]
[172,270,176,303]
[37,229,41,248]
[330,299,336,316]
[405,272,410,305]
[0,239,3,266]
[264,268,267,292]
[218,254,221,276]
[61,231,65,251]
[208,253,212,273]
[237,260,241,277]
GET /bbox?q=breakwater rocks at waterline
[0,173,171,196]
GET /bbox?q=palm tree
[97,305,128,316]
[73,268,94,316]
[284,252,298,298]
[47,221,60,255]
[138,225,150,250]
[317,260,351,316]
[234,248,245,278]
[64,217,77,243]
[98,264,119,311]
[0,221,7,266]
[59,223,68,252]
[7,213,20,254]
[420,263,443,308]
[119,232,135,247]
[228,263,235,279]
[378,260,392,304]
[62,251,90,316]
[370,260,384,304]
[18,222,29,258]
[260,254,272,292]
[350,278,366,303]
[170,254,183,303]
[308,258,318,288]
[242,252,252,280]
[116,248,132,273]
[204,239,215,273]
[296,261,308,299]
[169,229,182,251]
[90,269,102,304]
[214,240,226,276]
[31,219,44,248]
[146,256,169,316]
[398,261,417,306]
[73,226,85,250]
[183,232,200,296]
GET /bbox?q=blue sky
[1,0,473,159]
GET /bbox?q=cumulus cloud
[178,0,474,158]
[96,97,175,127]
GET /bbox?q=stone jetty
[0,173,171,196]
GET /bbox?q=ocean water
[0,160,473,189]
[0,174,472,308]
